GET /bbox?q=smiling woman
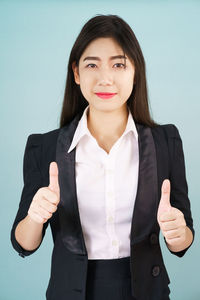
[60,14,159,130]
[11,14,194,300]
[71,37,137,148]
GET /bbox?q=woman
[11,14,194,300]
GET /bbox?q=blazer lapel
[56,114,158,255]
[56,113,87,255]
[130,124,158,245]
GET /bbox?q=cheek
[79,77,94,99]
[83,79,97,97]
[120,76,134,94]
[80,73,93,87]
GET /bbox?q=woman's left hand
[157,179,187,248]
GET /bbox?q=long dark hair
[59,14,159,128]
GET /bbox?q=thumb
[48,161,60,196]
[157,179,171,218]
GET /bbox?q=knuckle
[42,210,50,219]
[47,212,52,218]
[43,208,51,218]
[50,205,56,213]
[162,224,167,230]
[53,205,58,212]
[52,194,59,205]
[165,232,170,238]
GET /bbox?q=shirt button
[107,191,114,197]
[106,168,113,174]
[108,216,114,223]
[112,240,118,246]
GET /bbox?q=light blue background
[1,0,199,299]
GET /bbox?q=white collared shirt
[67,105,139,259]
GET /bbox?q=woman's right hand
[27,162,60,224]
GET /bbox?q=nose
[97,68,113,85]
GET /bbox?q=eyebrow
[83,55,127,62]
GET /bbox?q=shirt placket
[104,149,120,258]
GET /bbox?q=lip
[95,92,117,99]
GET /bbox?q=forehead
[80,37,125,58]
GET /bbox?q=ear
[72,61,80,85]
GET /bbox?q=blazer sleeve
[10,134,49,258]
[162,124,195,257]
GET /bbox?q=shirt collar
[67,105,138,153]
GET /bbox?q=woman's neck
[87,104,129,142]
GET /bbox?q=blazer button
[152,266,160,277]
[150,233,158,245]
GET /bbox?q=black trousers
[85,256,136,300]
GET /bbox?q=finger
[165,237,182,247]
[37,187,59,205]
[28,210,46,224]
[164,229,180,240]
[39,198,58,214]
[49,162,60,195]
[160,179,171,208]
[31,203,52,220]
[157,179,171,219]
[37,205,53,219]
[159,211,176,222]
[161,220,178,231]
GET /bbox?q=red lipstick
[95,92,117,99]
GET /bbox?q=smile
[95,93,117,99]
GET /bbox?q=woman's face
[72,37,135,112]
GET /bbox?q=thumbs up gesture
[157,179,187,248]
[28,162,60,224]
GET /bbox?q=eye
[86,63,97,68]
[114,63,126,68]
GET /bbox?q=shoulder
[26,128,60,147]
[24,128,61,178]
[151,123,181,140]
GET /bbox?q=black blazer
[11,112,194,300]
